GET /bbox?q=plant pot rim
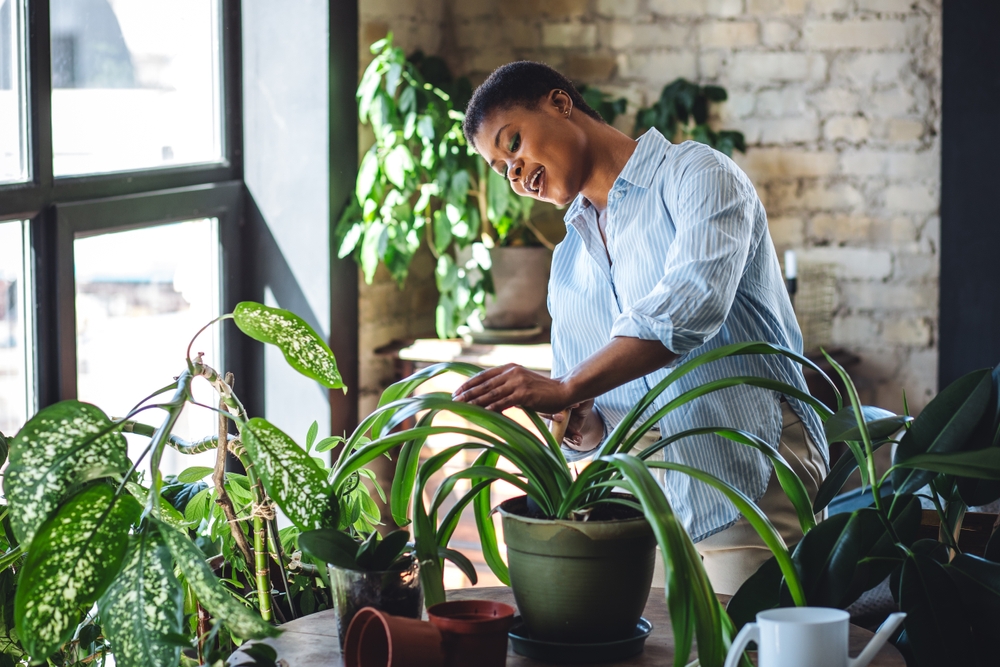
[327,554,418,575]
[497,494,648,527]
[427,600,516,635]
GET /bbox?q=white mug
[723,608,906,667]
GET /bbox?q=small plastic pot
[427,600,516,667]
[343,607,444,667]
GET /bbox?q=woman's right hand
[546,399,603,452]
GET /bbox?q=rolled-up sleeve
[610,156,754,357]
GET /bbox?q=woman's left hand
[452,364,574,414]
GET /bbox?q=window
[50,0,223,176]
[0,0,28,183]
[0,219,32,436]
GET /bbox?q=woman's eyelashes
[508,132,521,152]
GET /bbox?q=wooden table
[229,587,905,666]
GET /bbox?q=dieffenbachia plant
[324,341,841,667]
[728,357,1000,667]
[0,302,378,666]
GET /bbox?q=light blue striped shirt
[549,128,828,542]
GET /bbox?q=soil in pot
[330,558,423,648]
[499,495,656,644]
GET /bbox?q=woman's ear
[547,89,573,118]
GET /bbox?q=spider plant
[327,341,841,667]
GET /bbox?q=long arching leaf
[241,418,338,530]
[99,529,184,667]
[15,485,140,659]
[4,400,129,544]
[473,451,509,586]
[813,439,892,514]
[233,302,343,390]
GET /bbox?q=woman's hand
[452,364,575,414]
[545,399,602,452]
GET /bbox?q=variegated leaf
[125,482,190,530]
[100,529,184,667]
[158,521,279,639]
[15,484,139,660]
[232,302,344,390]
[242,418,338,531]
[4,401,129,544]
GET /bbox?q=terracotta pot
[498,495,656,643]
[329,557,423,647]
[427,600,515,667]
[343,607,444,667]
[482,246,552,329]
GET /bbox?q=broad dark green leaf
[241,418,338,530]
[986,527,1000,563]
[893,368,993,494]
[856,494,921,590]
[15,485,139,659]
[895,447,1000,480]
[813,439,892,513]
[370,530,410,571]
[4,400,129,544]
[233,302,344,390]
[726,555,782,630]
[957,366,1000,506]
[439,547,478,585]
[100,530,184,667]
[124,482,189,530]
[158,522,277,639]
[0,430,7,469]
[298,528,361,570]
[946,553,1000,662]
[824,405,910,443]
[898,552,977,667]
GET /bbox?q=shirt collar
[563,128,668,223]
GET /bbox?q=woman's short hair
[462,61,603,148]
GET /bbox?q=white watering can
[724,608,906,667]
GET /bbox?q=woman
[452,61,827,594]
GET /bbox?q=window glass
[0,220,32,438]
[51,0,222,176]
[75,219,221,475]
[0,0,28,183]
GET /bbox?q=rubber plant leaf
[242,418,339,531]
[233,302,344,391]
[892,367,992,494]
[15,485,139,659]
[99,529,185,667]
[812,439,892,514]
[824,405,910,443]
[957,365,1000,506]
[158,520,278,639]
[897,552,977,667]
[726,555,783,631]
[3,400,129,544]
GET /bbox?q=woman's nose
[508,160,524,183]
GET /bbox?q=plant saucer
[508,616,653,664]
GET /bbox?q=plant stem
[213,374,255,569]
[252,509,272,622]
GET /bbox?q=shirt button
[614,191,623,199]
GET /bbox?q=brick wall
[357,0,942,414]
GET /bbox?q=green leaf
[370,530,410,571]
[176,466,215,484]
[439,546,478,585]
[825,405,910,443]
[338,222,364,259]
[898,552,977,667]
[3,400,129,545]
[893,368,993,494]
[356,149,380,202]
[383,144,414,189]
[895,447,1000,480]
[0,430,7,468]
[233,301,344,390]
[306,421,319,451]
[360,221,387,285]
[15,485,139,659]
[433,208,453,254]
[945,554,1000,663]
[727,556,782,631]
[158,521,278,639]
[297,528,360,570]
[125,481,190,530]
[184,487,212,525]
[241,418,339,530]
[813,439,892,514]
[100,529,184,667]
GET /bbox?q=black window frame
[0,0,248,411]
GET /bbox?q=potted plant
[0,302,382,666]
[322,343,839,666]
[634,78,746,157]
[724,357,1000,667]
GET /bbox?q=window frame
[0,0,246,411]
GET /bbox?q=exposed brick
[607,23,690,50]
[564,54,618,80]
[502,0,589,19]
[887,118,924,142]
[649,0,744,17]
[840,149,888,176]
[841,282,936,312]
[856,0,916,13]
[884,184,938,213]
[811,88,861,114]
[698,51,728,78]
[730,52,826,82]
[887,150,939,180]
[747,0,806,14]
[894,252,939,280]
[798,247,893,279]
[448,0,497,19]
[737,148,838,179]
[742,117,821,144]
[810,214,875,244]
[809,0,853,12]
[762,21,799,47]
[824,115,870,142]
[618,51,698,82]
[883,318,932,346]
[766,216,806,246]
[804,20,908,50]
[871,88,916,116]
[595,0,642,18]
[542,22,598,48]
[698,21,760,49]
[833,53,911,86]
[832,314,880,345]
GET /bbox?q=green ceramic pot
[498,495,656,643]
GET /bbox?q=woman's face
[472,91,588,207]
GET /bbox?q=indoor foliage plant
[325,342,842,667]
[727,359,1000,667]
[0,302,384,667]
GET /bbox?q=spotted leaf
[15,485,140,660]
[241,418,338,531]
[233,302,344,390]
[100,529,184,667]
[4,401,129,544]
[158,521,279,639]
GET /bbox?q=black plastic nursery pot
[329,557,423,647]
[498,495,656,643]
